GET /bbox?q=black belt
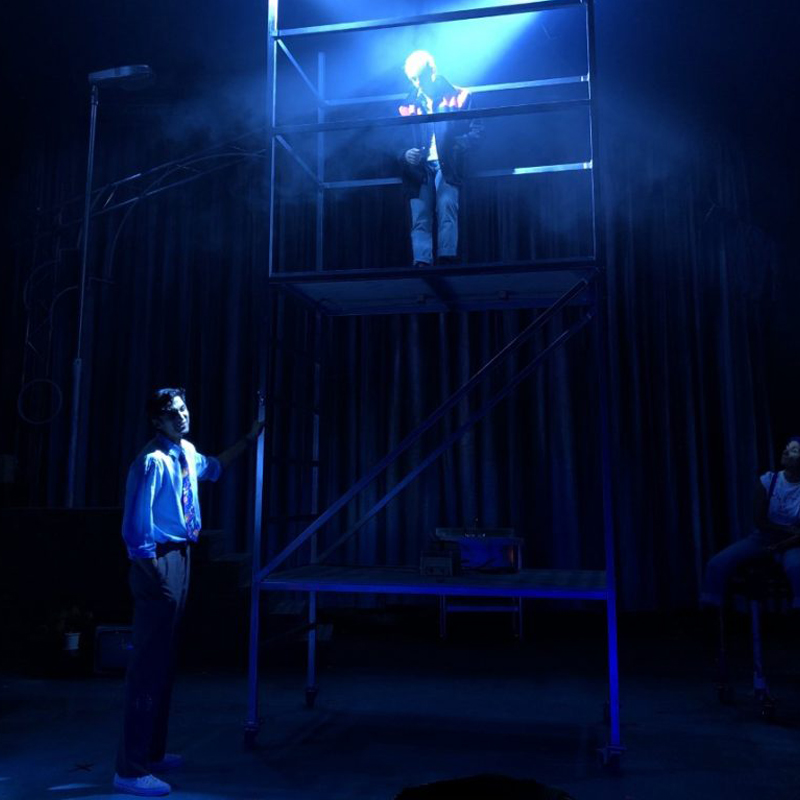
[155,540,190,557]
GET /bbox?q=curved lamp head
[88,65,155,91]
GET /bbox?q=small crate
[434,528,522,573]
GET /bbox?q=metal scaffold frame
[247,0,623,766]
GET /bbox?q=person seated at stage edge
[701,436,800,609]
[113,387,263,797]
[398,50,483,268]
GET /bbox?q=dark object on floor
[394,773,575,799]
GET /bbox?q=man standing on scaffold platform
[398,50,483,267]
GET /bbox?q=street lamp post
[65,64,153,507]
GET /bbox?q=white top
[427,132,439,162]
[760,470,800,527]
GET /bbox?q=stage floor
[2,609,799,800]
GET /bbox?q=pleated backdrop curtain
[9,115,778,611]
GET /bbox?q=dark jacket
[397,76,483,189]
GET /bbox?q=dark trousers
[116,544,190,777]
[700,531,800,608]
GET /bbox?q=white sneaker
[113,773,171,796]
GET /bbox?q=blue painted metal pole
[585,0,599,263]
[311,311,322,550]
[257,279,589,581]
[751,599,764,690]
[316,53,325,272]
[245,382,267,739]
[306,591,317,701]
[310,53,325,567]
[245,0,279,741]
[585,0,624,758]
[596,301,622,754]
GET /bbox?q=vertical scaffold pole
[315,52,326,272]
[266,0,279,281]
[585,0,599,261]
[586,0,624,761]
[306,51,326,708]
[597,295,623,758]
[246,0,279,746]
[311,311,322,535]
[306,591,318,707]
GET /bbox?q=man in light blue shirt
[114,387,262,797]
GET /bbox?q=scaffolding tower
[247,0,623,766]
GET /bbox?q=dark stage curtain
[7,113,778,611]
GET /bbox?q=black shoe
[413,260,431,268]
[438,255,458,265]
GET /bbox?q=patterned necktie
[178,450,201,542]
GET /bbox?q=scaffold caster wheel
[598,746,623,773]
[717,684,735,705]
[305,687,318,709]
[243,724,259,750]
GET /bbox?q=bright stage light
[377,2,539,88]
[401,11,537,86]
[300,1,541,96]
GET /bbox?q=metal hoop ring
[17,379,64,425]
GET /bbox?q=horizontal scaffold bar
[322,162,592,190]
[273,98,590,136]
[258,565,607,600]
[478,161,592,177]
[277,1,585,39]
[324,75,589,107]
[269,258,597,284]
